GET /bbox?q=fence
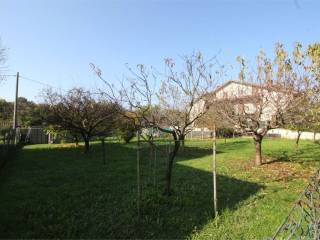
[186,128,237,140]
[132,130,218,223]
[135,133,175,220]
[271,170,320,239]
[186,130,213,139]
[0,127,21,170]
[0,121,12,129]
[21,127,49,144]
[0,125,50,170]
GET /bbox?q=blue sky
[0,0,319,102]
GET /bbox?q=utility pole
[12,72,19,129]
[12,72,19,144]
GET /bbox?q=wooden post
[136,130,141,220]
[101,138,106,165]
[154,145,157,188]
[213,124,218,218]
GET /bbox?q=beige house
[211,80,287,123]
[191,80,319,140]
[192,80,284,124]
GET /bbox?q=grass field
[0,138,319,239]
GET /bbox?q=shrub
[118,119,136,144]
[216,128,234,138]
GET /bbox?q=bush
[118,119,136,144]
[216,128,234,138]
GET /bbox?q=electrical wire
[1,74,16,77]
[19,75,68,92]
[2,73,102,95]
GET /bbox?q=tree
[0,97,50,127]
[306,43,320,143]
[211,43,306,166]
[285,97,313,148]
[17,97,48,126]
[196,102,234,142]
[285,43,320,148]
[93,52,217,195]
[0,98,13,122]
[43,88,120,153]
[307,43,320,81]
[117,116,136,144]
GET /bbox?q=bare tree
[93,52,217,195]
[210,43,306,166]
[43,88,121,153]
[200,110,236,146]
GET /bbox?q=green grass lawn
[0,138,319,239]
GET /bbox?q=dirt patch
[261,162,314,182]
[242,160,315,183]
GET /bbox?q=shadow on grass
[0,142,262,239]
[147,138,251,161]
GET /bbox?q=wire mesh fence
[271,170,320,240]
[135,133,175,220]
[132,129,218,223]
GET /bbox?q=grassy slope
[0,138,319,239]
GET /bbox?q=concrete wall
[267,128,320,141]
[186,128,320,141]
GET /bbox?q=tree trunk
[296,131,302,149]
[84,138,90,153]
[180,134,185,152]
[75,136,79,147]
[313,131,316,143]
[253,134,263,166]
[164,132,180,196]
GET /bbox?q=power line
[3,73,102,96]
[0,74,16,83]
[2,73,64,90]
[19,75,68,92]
[19,75,103,96]
[1,74,17,77]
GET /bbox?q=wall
[267,128,320,141]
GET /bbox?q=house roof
[210,80,294,96]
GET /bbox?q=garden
[0,138,318,239]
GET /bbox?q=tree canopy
[43,88,121,153]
